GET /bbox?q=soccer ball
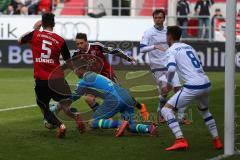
[43,119,57,130]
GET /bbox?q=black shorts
[34,78,71,108]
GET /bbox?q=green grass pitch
[0,68,239,160]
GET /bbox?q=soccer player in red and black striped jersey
[18,13,84,138]
[72,33,149,121]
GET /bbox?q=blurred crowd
[0,0,234,39]
[177,0,225,39]
[0,0,60,15]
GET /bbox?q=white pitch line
[0,104,37,112]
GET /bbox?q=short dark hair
[167,26,182,41]
[42,13,55,28]
[76,33,87,41]
[152,9,165,19]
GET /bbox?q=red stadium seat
[139,0,168,16]
[60,0,86,15]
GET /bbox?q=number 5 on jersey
[41,40,52,59]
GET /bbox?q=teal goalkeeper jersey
[71,72,118,101]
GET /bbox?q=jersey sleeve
[165,50,177,84]
[70,80,87,102]
[166,52,177,69]
[61,41,71,61]
[140,30,149,46]
[139,30,155,53]
[18,31,34,44]
[107,48,132,62]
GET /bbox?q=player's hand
[129,57,137,64]
[154,45,166,52]
[33,20,42,30]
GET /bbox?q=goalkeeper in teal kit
[69,69,158,137]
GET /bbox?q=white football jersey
[140,26,169,69]
[166,42,210,86]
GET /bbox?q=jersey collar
[85,44,91,53]
[154,25,164,31]
[43,29,54,33]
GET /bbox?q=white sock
[199,110,219,139]
[161,107,183,139]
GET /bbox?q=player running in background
[69,65,158,137]
[18,13,84,138]
[160,26,223,151]
[71,33,149,121]
[139,9,190,124]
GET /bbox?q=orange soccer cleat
[56,124,66,138]
[75,114,86,134]
[214,137,223,150]
[165,138,189,151]
[140,103,149,122]
[115,120,129,137]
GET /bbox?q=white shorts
[167,84,211,110]
[152,70,181,88]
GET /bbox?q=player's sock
[199,110,219,138]
[91,119,122,129]
[161,107,183,139]
[129,124,150,133]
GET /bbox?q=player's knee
[161,107,168,118]
[161,104,174,116]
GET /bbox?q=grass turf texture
[0,68,239,160]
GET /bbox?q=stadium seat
[60,0,86,15]
[139,0,168,16]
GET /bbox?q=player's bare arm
[18,20,41,44]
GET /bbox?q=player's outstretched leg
[37,99,66,138]
[198,108,223,150]
[50,102,85,134]
[90,119,122,129]
[161,106,188,151]
[115,120,158,137]
[129,123,158,135]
